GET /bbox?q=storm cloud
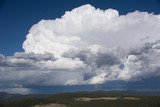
[1,4,160,93]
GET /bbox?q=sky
[0,0,160,94]
[0,0,160,56]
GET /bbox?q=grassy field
[1,91,160,107]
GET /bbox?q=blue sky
[0,0,160,56]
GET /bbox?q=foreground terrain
[33,103,66,107]
[0,91,160,107]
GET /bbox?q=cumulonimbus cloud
[1,4,160,92]
[23,4,160,57]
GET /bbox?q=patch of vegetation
[0,91,160,107]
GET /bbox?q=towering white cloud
[0,4,160,93]
[23,4,160,57]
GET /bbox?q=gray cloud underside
[1,41,160,87]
